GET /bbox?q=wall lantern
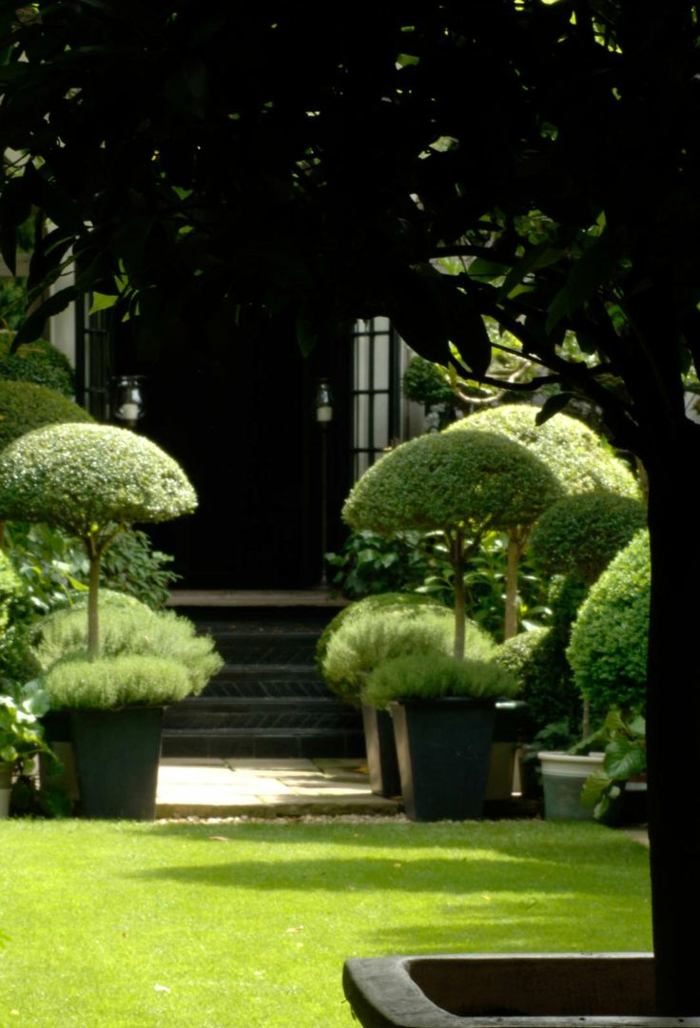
[114,375,146,429]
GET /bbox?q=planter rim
[342,953,684,1028]
[389,696,497,710]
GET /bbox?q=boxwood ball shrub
[363,651,518,708]
[567,529,649,718]
[529,491,647,585]
[0,423,197,656]
[342,429,561,657]
[321,600,496,707]
[0,333,75,397]
[0,381,94,453]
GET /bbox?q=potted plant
[581,709,647,824]
[342,428,562,660]
[363,651,518,820]
[0,682,56,818]
[28,593,222,818]
[0,423,211,819]
[318,593,495,797]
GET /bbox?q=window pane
[372,335,389,390]
[373,393,389,449]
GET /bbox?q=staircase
[162,606,365,759]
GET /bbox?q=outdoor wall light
[114,375,146,429]
[315,378,333,423]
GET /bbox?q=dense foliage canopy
[0,423,197,545]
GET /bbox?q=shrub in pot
[0,423,202,818]
[580,709,647,823]
[363,651,518,821]
[318,594,495,796]
[31,593,223,818]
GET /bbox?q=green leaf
[535,392,574,425]
[545,237,618,334]
[499,243,566,300]
[89,292,119,314]
[603,739,646,780]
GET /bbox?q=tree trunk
[87,551,101,659]
[645,434,700,1015]
[503,529,521,641]
[451,529,466,660]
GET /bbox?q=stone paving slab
[155,757,401,819]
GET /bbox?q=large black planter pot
[391,697,495,821]
[362,705,402,798]
[343,953,676,1028]
[71,707,164,820]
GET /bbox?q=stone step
[161,727,365,760]
[203,666,327,698]
[163,606,354,759]
[165,696,359,731]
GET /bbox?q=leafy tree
[1,3,700,1011]
[447,405,640,638]
[0,424,197,655]
[342,428,561,658]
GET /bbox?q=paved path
[156,757,401,819]
[155,758,649,846]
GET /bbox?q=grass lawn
[0,818,651,1028]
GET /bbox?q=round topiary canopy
[342,428,562,538]
[0,422,197,541]
[0,380,94,453]
[566,528,649,716]
[446,404,640,498]
[0,332,76,397]
[529,490,647,584]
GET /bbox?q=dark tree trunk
[645,430,700,1015]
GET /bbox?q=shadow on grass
[123,850,650,903]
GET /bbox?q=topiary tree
[342,428,561,659]
[0,381,93,453]
[566,529,649,723]
[529,491,648,586]
[0,423,197,657]
[446,405,641,638]
[0,332,75,397]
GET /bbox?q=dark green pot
[362,704,402,798]
[71,707,164,820]
[391,697,496,821]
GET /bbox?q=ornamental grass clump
[364,651,518,708]
[32,593,223,706]
[321,598,495,707]
[41,654,193,710]
[0,423,197,656]
[342,428,561,658]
